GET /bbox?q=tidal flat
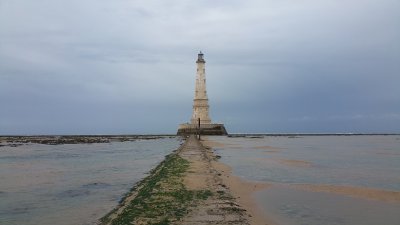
[1,135,399,225]
[207,135,400,225]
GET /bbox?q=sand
[177,136,251,224]
[211,160,276,225]
[201,139,241,148]
[278,159,313,167]
[202,136,400,224]
[254,146,284,150]
[202,138,276,225]
[201,139,228,148]
[290,184,400,203]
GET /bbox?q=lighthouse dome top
[196,51,205,63]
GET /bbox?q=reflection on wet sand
[375,152,400,156]
[254,146,284,150]
[249,156,313,168]
[278,159,312,168]
[254,146,284,154]
[207,135,400,225]
[256,185,400,225]
[263,150,281,153]
[289,183,400,203]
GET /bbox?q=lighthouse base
[177,123,227,136]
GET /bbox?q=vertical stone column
[191,52,211,124]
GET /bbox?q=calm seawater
[0,138,181,225]
[208,135,400,225]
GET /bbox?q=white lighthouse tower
[191,51,211,124]
[177,52,227,135]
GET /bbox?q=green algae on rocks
[100,152,212,225]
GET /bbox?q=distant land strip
[0,135,176,146]
[1,133,399,147]
[227,133,400,137]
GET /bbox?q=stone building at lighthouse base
[177,123,227,135]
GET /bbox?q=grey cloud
[0,0,399,134]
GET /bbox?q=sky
[0,0,399,134]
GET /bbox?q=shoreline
[0,135,176,146]
[2,133,398,146]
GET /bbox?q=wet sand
[255,186,400,225]
[178,136,250,224]
[210,159,276,225]
[254,146,284,151]
[277,159,312,167]
[202,138,276,225]
[289,184,400,203]
[202,136,400,225]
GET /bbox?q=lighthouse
[191,51,211,124]
[177,52,227,135]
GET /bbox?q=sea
[0,137,181,225]
[208,135,400,225]
[1,135,399,225]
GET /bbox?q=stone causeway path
[177,135,250,225]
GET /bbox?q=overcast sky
[1,0,399,134]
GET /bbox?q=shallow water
[210,135,400,190]
[208,135,400,225]
[0,138,181,225]
[256,186,400,225]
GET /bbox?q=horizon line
[1,132,399,137]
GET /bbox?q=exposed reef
[0,135,176,146]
